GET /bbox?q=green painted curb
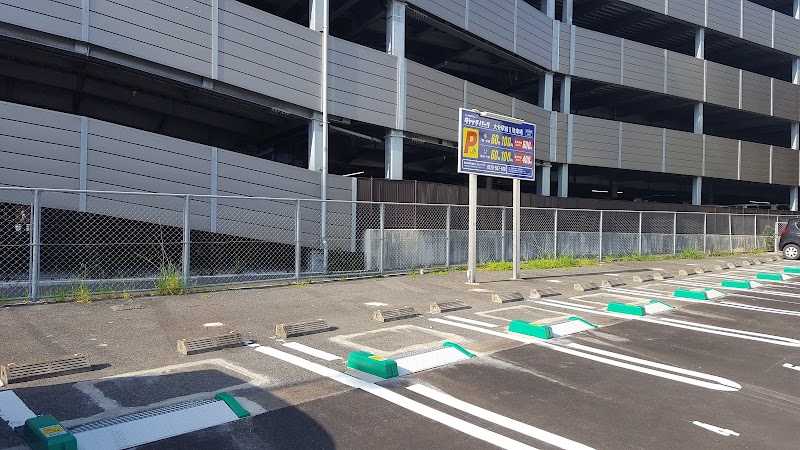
[347,351,399,379]
[756,273,782,281]
[721,280,752,289]
[215,392,251,418]
[649,300,675,308]
[607,302,646,316]
[443,342,475,358]
[22,415,76,450]
[509,320,553,339]
[674,289,708,300]
[784,267,800,274]
[568,317,598,328]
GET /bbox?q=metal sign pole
[467,173,478,284]
[512,178,521,279]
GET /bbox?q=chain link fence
[0,187,795,302]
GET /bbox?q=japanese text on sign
[458,109,536,181]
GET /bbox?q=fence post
[501,206,507,262]
[703,213,707,253]
[182,195,191,289]
[753,214,758,251]
[553,209,558,258]
[29,189,41,301]
[672,212,677,255]
[729,214,733,254]
[350,200,357,253]
[598,210,604,261]
[379,203,385,275]
[295,199,301,282]
[638,211,643,254]
[445,205,451,268]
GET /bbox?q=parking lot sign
[457,108,536,181]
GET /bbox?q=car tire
[783,244,800,260]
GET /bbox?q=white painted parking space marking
[250,344,539,450]
[547,280,562,283]
[535,299,800,347]
[428,319,741,391]
[664,279,800,298]
[717,301,800,317]
[602,287,682,301]
[783,363,800,372]
[407,384,594,450]
[0,390,36,427]
[282,342,341,361]
[396,347,471,376]
[692,421,740,437]
[444,315,499,328]
[73,400,242,450]
[550,320,595,337]
[538,299,596,310]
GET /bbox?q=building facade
[0,0,799,208]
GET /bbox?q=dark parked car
[778,218,800,259]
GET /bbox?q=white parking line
[407,384,594,450]
[0,391,36,428]
[717,301,800,316]
[536,299,596,310]
[282,342,341,361]
[693,421,739,437]
[444,315,499,328]
[428,319,741,391]
[664,279,800,299]
[250,344,538,450]
[534,299,800,347]
[783,363,800,372]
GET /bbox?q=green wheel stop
[757,273,785,281]
[721,280,752,289]
[607,302,646,316]
[674,289,709,300]
[442,342,475,358]
[784,267,800,274]
[508,320,553,339]
[347,351,399,379]
[214,392,251,418]
[22,415,76,450]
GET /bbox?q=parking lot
[2,254,800,449]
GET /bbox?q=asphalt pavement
[2,254,800,449]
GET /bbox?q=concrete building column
[560,76,571,114]
[694,28,705,59]
[385,0,406,180]
[692,176,702,206]
[309,0,324,31]
[537,164,551,196]
[562,0,573,24]
[794,0,800,20]
[791,187,799,212]
[538,72,554,111]
[308,112,323,171]
[557,163,568,198]
[541,0,555,18]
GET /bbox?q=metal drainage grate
[430,301,470,314]
[1,354,90,385]
[70,399,219,433]
[373,306,418,322]
[276,320,332,339]
[177,332,242,356]
[492,292,524,303]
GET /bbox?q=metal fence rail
[0,187,794,301]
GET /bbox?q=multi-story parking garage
[0,0,799,208]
